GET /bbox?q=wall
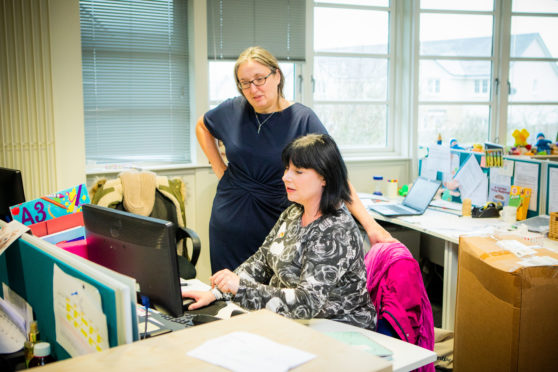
[0,0,86,199]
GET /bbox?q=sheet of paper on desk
[429,199,462,211]
[187,331,315,372]
[323,331,393,360]
[180,278,211,291]
[358,193,389,202]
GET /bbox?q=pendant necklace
[255,111,276,134]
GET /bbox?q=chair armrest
[177,226,201,266]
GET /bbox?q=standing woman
[197,46,393,273]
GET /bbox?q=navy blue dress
[204,96,327,273]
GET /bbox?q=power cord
[140,295,150,339]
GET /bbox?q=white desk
[301,318,437,372]
[366,202,558,330]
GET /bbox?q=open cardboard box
[454,235,558,371]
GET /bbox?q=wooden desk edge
[37,310,392,372]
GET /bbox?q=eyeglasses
[237,71,274,90]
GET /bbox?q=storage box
[454,236,558,371]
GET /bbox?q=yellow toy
[471,144,483,152]
[512,128,529,147]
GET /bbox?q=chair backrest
[89,173,199,279]
[364,242,435,360]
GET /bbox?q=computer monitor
[0,167,26,222]
[82,204,184,317]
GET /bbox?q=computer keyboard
[157,312,222,327]
[391,205,414,214]
[157,312,195,328]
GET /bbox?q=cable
[140,295,150,339]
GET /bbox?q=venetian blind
[80,0,190,163]
[207,0,306,61]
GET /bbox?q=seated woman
[183,134,376,330]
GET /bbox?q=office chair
[364,242,435,372]
[90,172,200,279]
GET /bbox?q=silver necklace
[255,111,275,134]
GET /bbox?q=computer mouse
[182,297,195,310]
[191,314,221,325]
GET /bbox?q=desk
[367,205,558,330]
[37,310,392,372]
[301,318,437,372]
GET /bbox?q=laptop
[369,177,442,217]
[515,214,550,233]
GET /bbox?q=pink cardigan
[364,242,435,372]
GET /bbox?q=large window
[79,0,558,167]
[417,1,494,148]
[80,0,190,164]
[312,0,391,151]
[506,0,558,145]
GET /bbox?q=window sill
[86,162,211,177]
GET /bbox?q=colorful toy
[534,132,552,155]
[449,138,464,150]
[471,144,483,152]
[512,128,529,147]
[398,184,409,197]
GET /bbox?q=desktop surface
[34,310,392,372]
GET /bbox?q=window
[417,1,494,148]
[505,0,558,145]
[206,0,305,108]
[208,61,298,108]
[80,0,190,164]
[312,0,391,151]
[428,79,441,94]
[474,79,488,94]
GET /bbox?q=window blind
[207,0,306,61]
[80,0,190,163]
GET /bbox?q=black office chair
[91,176,201,280]
[176,225,200,279]
[120,189,200,279]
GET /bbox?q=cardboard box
[454,236,558,372]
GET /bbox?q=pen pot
[386,180,398,199]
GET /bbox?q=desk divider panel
[419,147,548,217]
[0,224,136,361]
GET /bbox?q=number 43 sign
[9,184,90,226]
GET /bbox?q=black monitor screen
[83,204,183,317]
[0,167,26,222]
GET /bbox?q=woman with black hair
[183,134,376,330]
[197,46,393,274]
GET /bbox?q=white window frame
[307,1,399,158]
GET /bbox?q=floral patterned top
[231,203,377,330]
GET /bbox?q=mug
[502,205,517,224]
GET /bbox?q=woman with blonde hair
[196,46,393,273]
